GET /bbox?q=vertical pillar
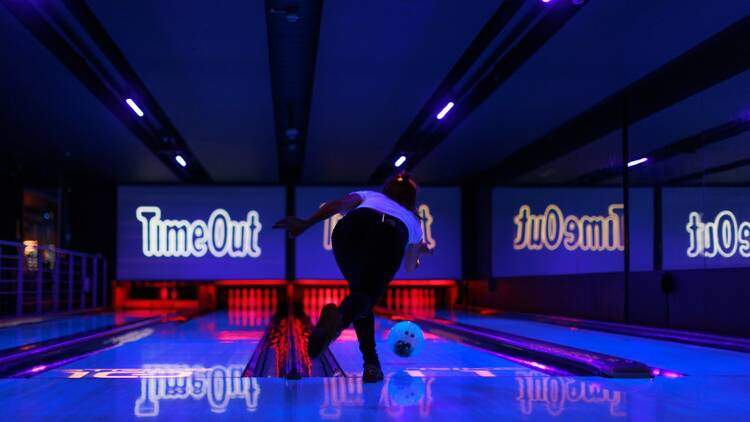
[286,184,295,284]
[16,245,23,316]
[92,255,98,309]
[461,182,492,306]
[102,260,108,307]
[621,98,631,324]
[68,254,74,310]
[81,256,87,309]
[36,246,43,314]
[53,250,60,312]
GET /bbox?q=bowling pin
[325,288,332,306]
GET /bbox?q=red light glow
[216,330,264,342]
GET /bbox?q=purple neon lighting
[0,316,163,366]
[627,157,648,167]
[652,368,685,378]
[175,155,187,168]
[436,102,454,120]
[125,99,144,117]
[394,155,407,168]
[527,361,551,371]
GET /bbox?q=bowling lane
[435,310,750,376]
[0,311,161,350]
[36,310,269,378]
[329,316,549,378]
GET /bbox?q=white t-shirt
[352,191,423,245]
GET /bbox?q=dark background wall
[0,173,118,285]
[0,173,22,241]
[61,183,117,265]
[464,269,750,338]
[4,178,750,339]
[461,183,493,280]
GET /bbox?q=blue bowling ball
[387,321,424,358]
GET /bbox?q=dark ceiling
[1,0,750,187]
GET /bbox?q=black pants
[332,207,408,365]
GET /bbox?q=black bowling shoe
[362,362,384,383]
[308,303,342,358]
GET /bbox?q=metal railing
[0,240,108,316]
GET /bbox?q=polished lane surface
[435,310,750,375]
[329,315,547,378]
[0,310,748,420]
[37,310,265,378]
[1,312,748,420]
[0,311,159,350]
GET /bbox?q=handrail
[0,239,101,259]
[0,239,108,316]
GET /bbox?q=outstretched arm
[404,242,434,272]
[272,194,362,238]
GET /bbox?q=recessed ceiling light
[125,98,144,117]
[627,157,648,167]
[436,102,454,120]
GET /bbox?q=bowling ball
[387,370,425,406]
[387,321,424,358]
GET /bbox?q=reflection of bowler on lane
[273,173,434,382]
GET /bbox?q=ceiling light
[175,155,187,167]
[394,155,407,168]
[436,102,455,120]
[125,98,144,117]
[627,157,648,167]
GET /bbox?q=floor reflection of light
[61,365,260,417]
[110,328,154,347]
[404,367,518,377]
[515,370,627,417]
[320,372,435,419]
[215,330,263,342]
[651,368,685,379]
[132,364,261,417]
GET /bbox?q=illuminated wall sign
[117,187,285,280]
[136,207,262,258]
[493,188,653,277]
[686,211,750,258]
[513,204,624,252]
[663,188,750,270]
[296,187,460,280]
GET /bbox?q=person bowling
[273,172,433,382]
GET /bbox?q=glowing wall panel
[492,188,653,277]
[117,186,285,280]
[663,187,750,270]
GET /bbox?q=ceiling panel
[87,0,277,182]
[415,0,750,183]
[0,5,176,183]
[303,0,498,184]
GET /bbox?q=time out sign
[117,186,285,280]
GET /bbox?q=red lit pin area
[2,1,750,420]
